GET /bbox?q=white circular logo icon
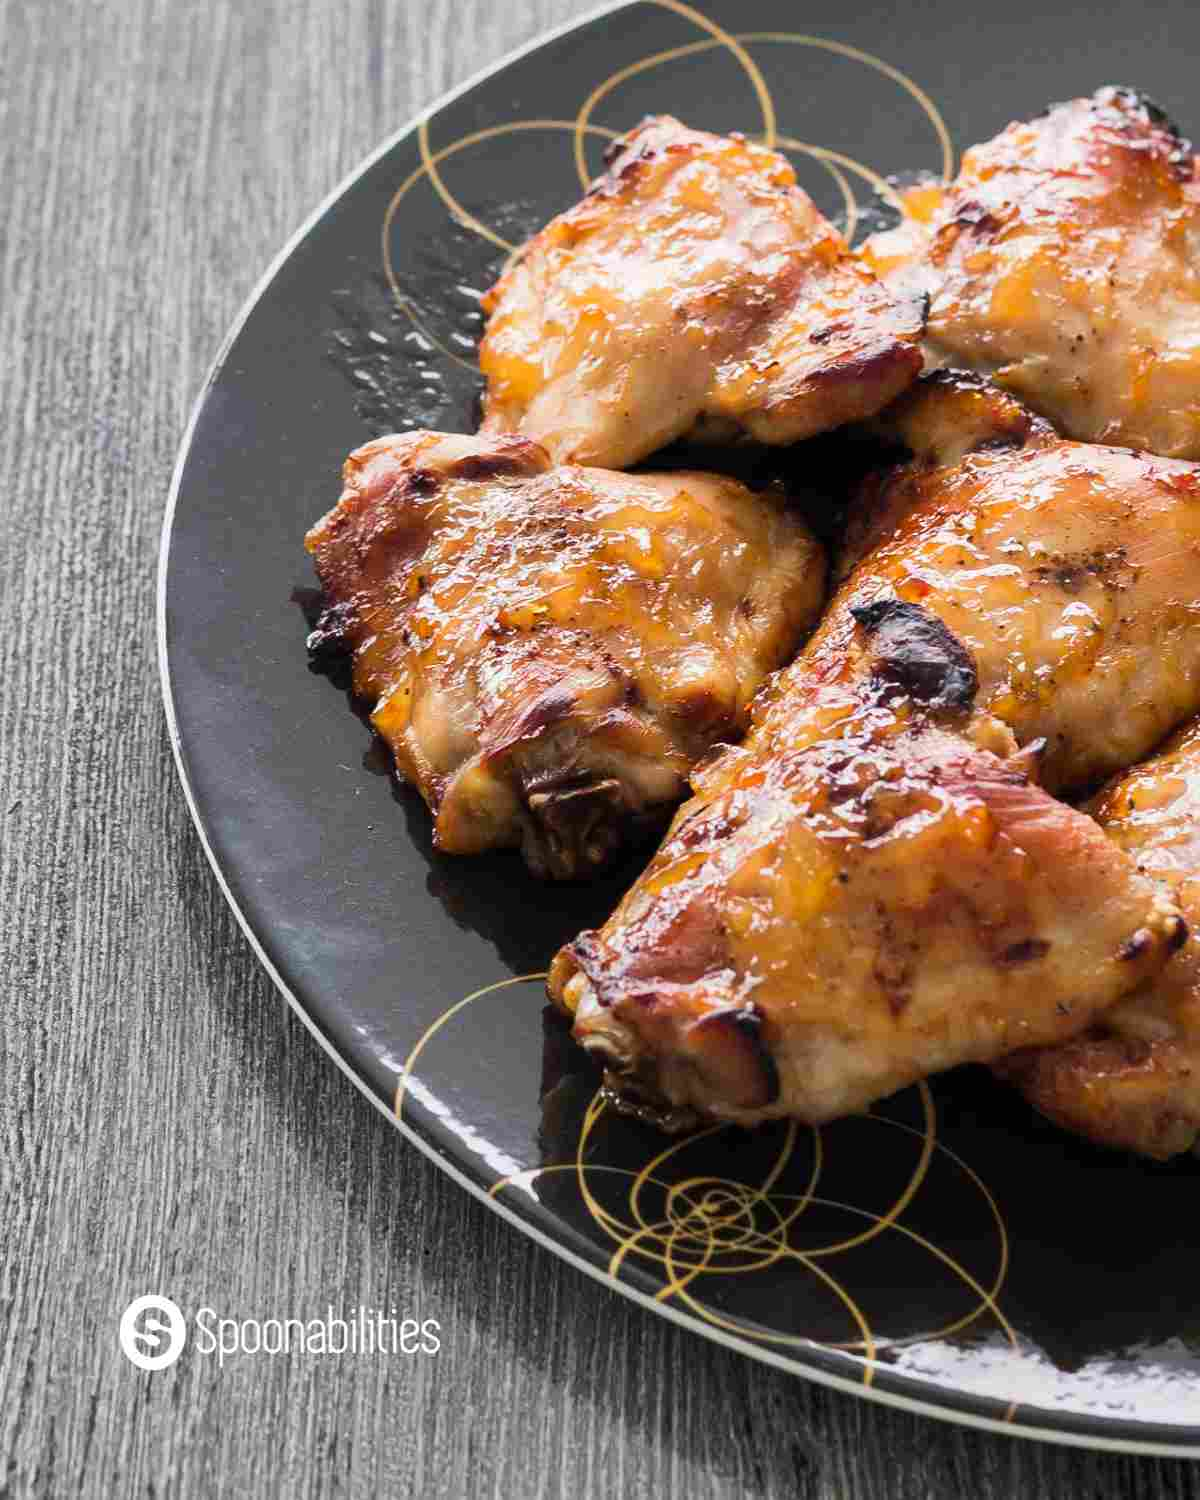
[119,1295,187,1370]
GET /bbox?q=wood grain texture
[1,0,1198,1495]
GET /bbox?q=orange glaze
[479,116,924,468]
[822,427,1200,794]
[862,89,1200,459]
[550,379,1200,1126]
[998,717,1200,1158]
[305,430,826,879]
[856,180,946,285]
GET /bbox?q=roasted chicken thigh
[850,374,1200,792]
[479,116,925,468]
[549,378,1200,1125]
[305,430,826,879]
[998,717,1200,1159]
[861,88,1200,459]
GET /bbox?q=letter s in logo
[119,1295,187,1371]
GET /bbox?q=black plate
[159,0,1200,1453]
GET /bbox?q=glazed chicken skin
[849,374,1200,792]
[479,116,925,469]
[305,430,826,879]
[861,88,1200,459]
[548,377,1200,1126]
[998,718,1200,1159]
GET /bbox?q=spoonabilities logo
[119,1295,187,1370]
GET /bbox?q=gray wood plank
[2,0,1198,1494]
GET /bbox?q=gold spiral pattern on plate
[382,9,954,375]
[570,31,952,192]
[381,6,1010,1405]
[568,1,779,187]
[394,978,1018,1394]
[393,971,548,1116]
[383,119,620,372]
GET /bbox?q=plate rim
[156,0,1200,1457]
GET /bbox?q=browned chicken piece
[478,116,925,469]
[997,718,1200,1159]
[304,430,826,879]
[548,376,1200,1126]
[848,373,1200,794]
[860,88,1200,459]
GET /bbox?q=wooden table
[3,0,1197,1493]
